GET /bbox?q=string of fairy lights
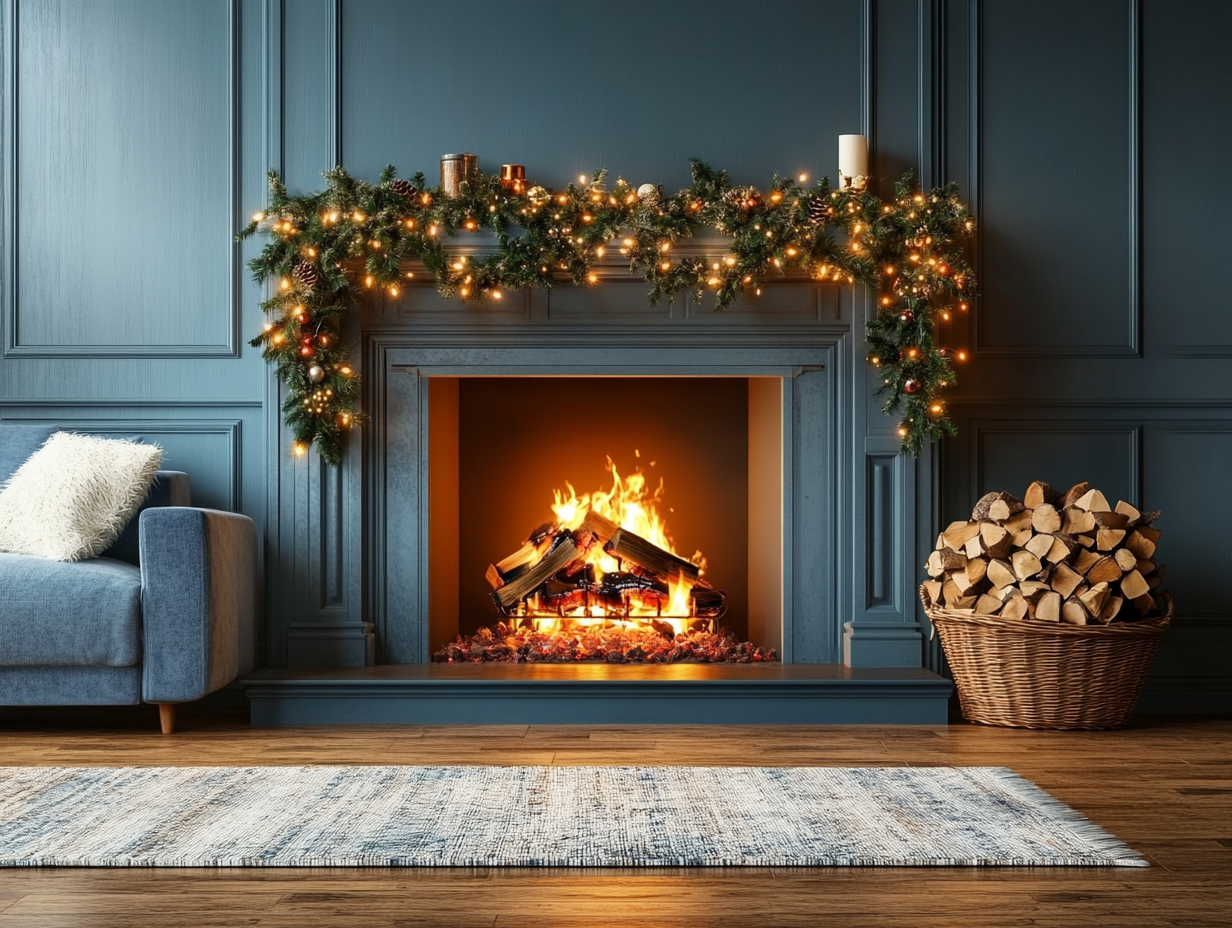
[238,161,977,464]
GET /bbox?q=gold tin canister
[440,153,479,197]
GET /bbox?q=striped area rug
[0,765,1145,867]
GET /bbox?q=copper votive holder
[500,163,526,194]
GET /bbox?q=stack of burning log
[431,509,777,664]
[483,510,723,620]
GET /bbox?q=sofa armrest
[138,507,256,703]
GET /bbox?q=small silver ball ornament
[636,183,660,205]
[307,364,325,383]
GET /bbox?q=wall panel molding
[969,0,1141,359]
[918,0,945,187]
[969,420,1141,507]
[1141,421,1232,623]
[0,398,261,407]
[1,0,242,359]
[0,410,243,511]
[319,461,347,611]
[866,454,895,607]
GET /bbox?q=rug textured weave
[0,765,1145,867]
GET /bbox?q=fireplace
[428,376,778,663]
[244,270,952,724]
[372,324,828,667]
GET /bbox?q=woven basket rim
[920,586,1172,637]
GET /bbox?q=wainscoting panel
[281,0,338,194]
[972,421,1139,508]
[866,453,896,608]
[1141,424,1232,620]
[1138,422,1232,709]
[0,402,262,516]
[1144,2,1232,356]
[843,434,925,669]
[973,0,1138,356]
[3,0,238,357]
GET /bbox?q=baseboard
[1135,676,1232,716]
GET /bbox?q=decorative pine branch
[238,162,976,463]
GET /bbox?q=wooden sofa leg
[157,703,177,735]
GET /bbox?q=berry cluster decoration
[238,162,976,464]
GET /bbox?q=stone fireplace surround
[244,251,951,724]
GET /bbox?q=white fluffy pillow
[0,432,163,561]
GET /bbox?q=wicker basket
[922,587,1172,730]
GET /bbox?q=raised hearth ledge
[243,665,952,726]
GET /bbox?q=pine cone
[391,178,417,200]
[724,187,761,210]
[807,196,829,225]
[294,261,320,289]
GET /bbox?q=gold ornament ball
[308,364,326,383]
[636,183,660,205]
[527,185,550,207]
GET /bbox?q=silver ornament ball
[636,183,660,205]
[307,364,326,383]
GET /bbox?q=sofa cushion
[0,432,163,561]
[0,553,142,667]
[0,424,55,483]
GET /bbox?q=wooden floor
[0,708,1228,927]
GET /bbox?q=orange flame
[523,455,705,632]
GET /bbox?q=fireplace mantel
[248,277,951,723]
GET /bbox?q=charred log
[604,529,700,587]
[491,534,580,609]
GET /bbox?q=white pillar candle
[838,134,868,180]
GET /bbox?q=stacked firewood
[924,481,1167,624]
[485,510,725,618]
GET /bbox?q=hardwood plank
[0,712,1227,926]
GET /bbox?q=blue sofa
[0,424,256,733]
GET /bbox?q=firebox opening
[428,376,783,661]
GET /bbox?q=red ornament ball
[899,310,915,324]
[903,379,921,394]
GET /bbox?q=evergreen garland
[238,161,976,464]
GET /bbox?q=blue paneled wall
[1,0,1227,709]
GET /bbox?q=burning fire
[544,455,704,625]
[436,454,776,664]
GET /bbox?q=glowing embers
[432,620,776,664]
[433,456,776,664]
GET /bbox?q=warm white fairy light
[245,162,974,460]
